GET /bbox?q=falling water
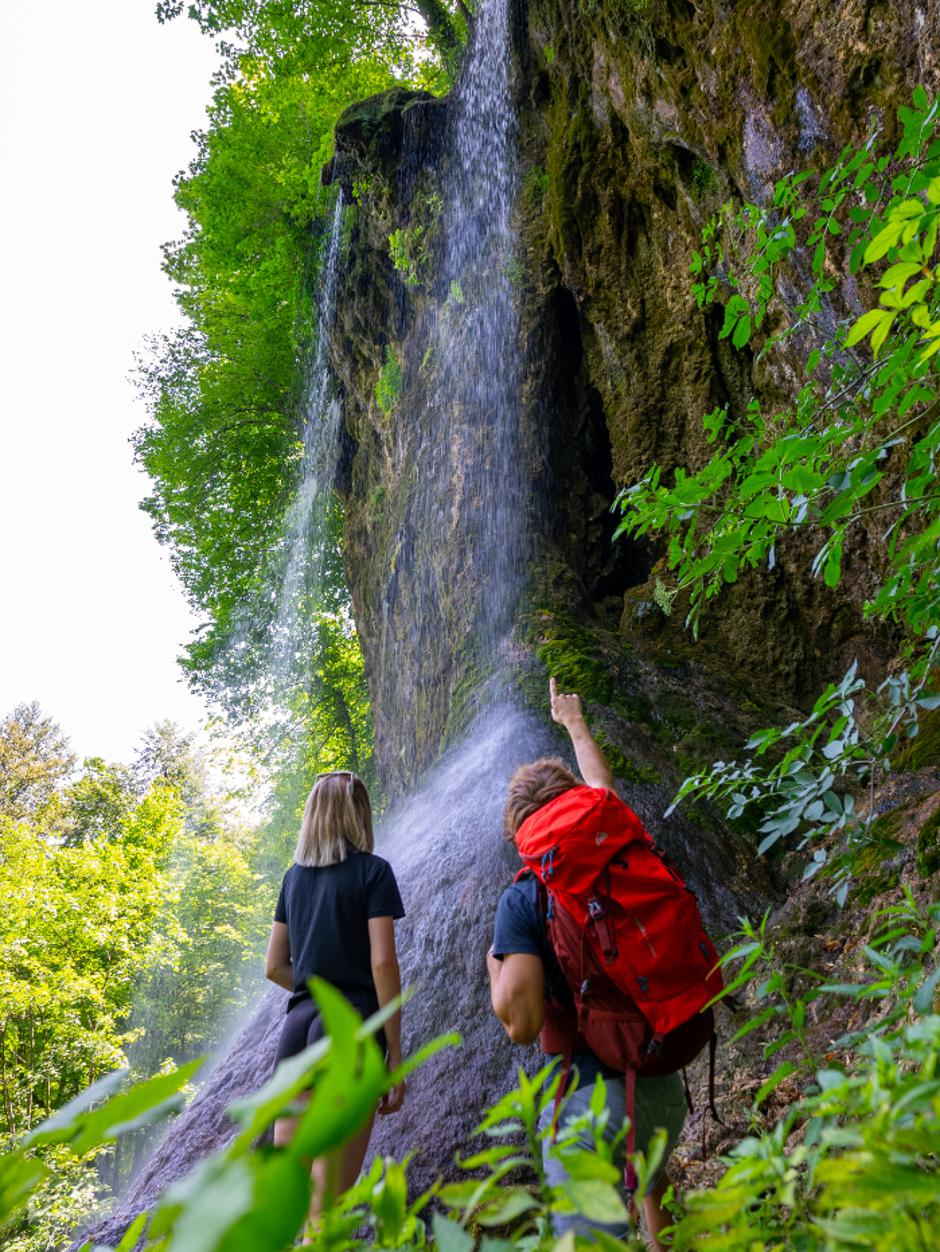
[222,187,347,729]
[377,0,525,716]
[269,190,346,686]
[439,0,523,651]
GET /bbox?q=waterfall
[373,0,525,729]
[438,0,523,655]
[83,5,771,1241]
[270,189,346,687]
[225,188,347,730]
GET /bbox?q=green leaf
[732,314,751,349]
[845,307,890,348]
[24,1069,129,1141]
[29,1059,203,1154]
[914,965,940,1013]
[754,1061,798,1107]
[113,1212,150,1251]
[561,1179,629,1224]
[556,1151,620,1184]
[477,1188,539,1226]
[0,1153,49,1228]
[432,1214,475,1252]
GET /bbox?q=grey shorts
[538,1070,687,1240]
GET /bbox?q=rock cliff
[329,0,939,798]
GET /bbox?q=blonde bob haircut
[504,756,578,840]
[295,772,375,867]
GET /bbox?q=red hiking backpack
[514,785,724,1189]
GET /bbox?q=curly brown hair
[504,756,578,840]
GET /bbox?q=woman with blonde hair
[264,770,405,1214]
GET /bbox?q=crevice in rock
[537,284,654,622]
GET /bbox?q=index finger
[549,676,557,703]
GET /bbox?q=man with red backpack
[487,679,722,1249]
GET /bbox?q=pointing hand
[549,677,584,728]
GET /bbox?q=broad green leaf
[754,1061,798,1107]
[477,1188,539,1226]
[562,1179,629,1224]
[432,1213,475,1252]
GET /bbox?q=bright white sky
[0,1,223,765]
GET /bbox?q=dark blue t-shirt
[492,875,617,1087]
[275,850,404,1013]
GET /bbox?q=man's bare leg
[643,1172,673,1250]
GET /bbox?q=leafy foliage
[616,90,940,889]
[4,894,937,1251]
[0,708,271,1245]
[669,892,940,1250]
[376,346,404,415]
[156,0,469,85]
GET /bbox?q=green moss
[848,806,908,904]
[388,226,428,287]
[531,611,616,707]
[917,806,940,877]
[524,166,550,211]
[368,484,387,516]
[375,345,402,414]
[594,730,661,784]
[691,159,717,201]
[892,707,940,771]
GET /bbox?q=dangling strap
[624,1067,638,1195]
[708,1031,725,1127]
[551,1040,573,1140]
[681,1066,694,1115]
[701,1031,726,1162]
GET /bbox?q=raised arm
[549,677,616,790]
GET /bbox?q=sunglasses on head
[315,770,356,792]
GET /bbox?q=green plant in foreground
[4,901,938,1252]
[0,982,664,1251]
[616,89,940,894]
[669,891,940,1250]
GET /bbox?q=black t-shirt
[492,875,617,1086]
[274,850,405,1014]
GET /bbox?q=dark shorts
[274,996,387,1067]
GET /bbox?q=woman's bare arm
[369,915,405,1113]
[265,922,294,991]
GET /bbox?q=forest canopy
[134,1,466,793]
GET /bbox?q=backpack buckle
[587,898,605,919]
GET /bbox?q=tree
[61,758,137,846]
[156,0,469,81]
[132,18,412,794]
[0,785,183,1138]
[0,704,74,829]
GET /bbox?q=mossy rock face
[327,0,938,795]
[335,89,439,167]
[917,805,940,878]
[517,0,933,704]
[894,708,940,773]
